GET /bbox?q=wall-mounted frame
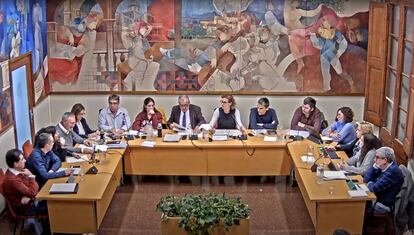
[9,52,35,150]
[0,59,12,135]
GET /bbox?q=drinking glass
[307,145,314,163]
[79,167,85,182]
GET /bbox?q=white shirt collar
[59,122,69,134]
[8,168,21,176]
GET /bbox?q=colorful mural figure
[46,0,369,94]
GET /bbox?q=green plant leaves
[156,193,251,235]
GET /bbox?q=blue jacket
[322,121,356,147]
[364,162,404,208]
[248,108,278,129]
[26,147,65,187]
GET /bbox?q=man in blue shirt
[364,147,404,213]
[26,133,72,188]
[248,97,278,129]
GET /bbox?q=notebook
[49,183,79,194]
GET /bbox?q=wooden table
[287,140,376,235]
[124,135,291,176]
[36,149,124,234]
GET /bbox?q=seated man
[167,95,206,131]
[98,94,131,134]
[26,133,72,187]
[56,112,93,156]
[248,97,278,129]
[364,147,404,213]
[290,97,322,133]
[3,149,46,216]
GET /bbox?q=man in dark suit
[167,95,206,131]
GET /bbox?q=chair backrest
[0,169,18,219]
[22,140,33,159]
[320,112,329,132]
[0,169,5,195]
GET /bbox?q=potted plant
[156,193,251,235]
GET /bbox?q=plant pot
[161,216,250,235]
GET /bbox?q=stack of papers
[49,183,78,194]
[289,130,310,138]
[107,142,127,149]
[323,171,347,180]
[95,145,108,152]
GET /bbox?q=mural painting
[0,0,48,134]
[47,0,369,94]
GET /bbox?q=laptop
[307,132,323,144]
[322,147,340,159]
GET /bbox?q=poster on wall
[47,0,369,94]
[0,60,12,135]
[0,0,48,105]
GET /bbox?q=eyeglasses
[109,102,119,105]
[375,155,385,160]
[220,100,229,104]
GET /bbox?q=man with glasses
[167,95,206,131]
[364,147,404,213]
[249,97,278,129]
[290,96,322,133]
[98,94,131,134]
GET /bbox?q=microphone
[310,151,325,172]
[122,113,126,129]
[231,112,247,140]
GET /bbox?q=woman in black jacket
[71,103,97,138]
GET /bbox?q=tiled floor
[0,176,389,235]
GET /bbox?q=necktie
[182,112,187,128]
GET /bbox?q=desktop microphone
[231,113,247,140]
[310,153,325,172]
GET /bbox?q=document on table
[58,167,81,175]
[323,171,347,180]
[66,155,89,163]
[264,136,277,142]
[212,135,228,141]
[49,183,78,194]
[321,136,333,141]
[348,190,368,197]
[289,130,310,138]
[141,141,155,147]
[300,155,315,163]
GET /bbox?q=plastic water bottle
[157,123,163,137]
[145,123,154,141]
[316,163,324,184]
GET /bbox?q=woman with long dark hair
[322,106,356,148]
[339,133,380,176]
[71,103,97,138]
[132,97,163,131]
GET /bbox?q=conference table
[36,149,124,234]
[123,134,291,176]
[287,140,376,235]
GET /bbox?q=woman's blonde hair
[356,121,374,134]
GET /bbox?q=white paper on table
[357,184,370,192]
[321,136,333,141]
[58,167,81,175]
[300,156,315,163]
[348,190,368,197]
[95,145,108,152]
[212,135,228,141]
[128,130,139,135]
[264,136,277,142]
[66,155,88,163]
[141,141,155,147]
[289,130,310,138]
[323,171,347,180]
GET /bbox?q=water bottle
[316,163,324,184]
[145,123,154,141]
[157,123,162,137]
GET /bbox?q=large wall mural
[47,0,369,94]
[0,0,47,135]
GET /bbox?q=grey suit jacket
[56,123,85,154]
[167,104,206,129]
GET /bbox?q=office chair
[22,140,33,160]
[0,169,48,235]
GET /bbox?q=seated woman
[35,126,67,162]
[339,133,380,176]
[322,106,356,148]
[71,103,97,138]
[336,121,375,157]
[209,94,246,131]
[132,97,163,131]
